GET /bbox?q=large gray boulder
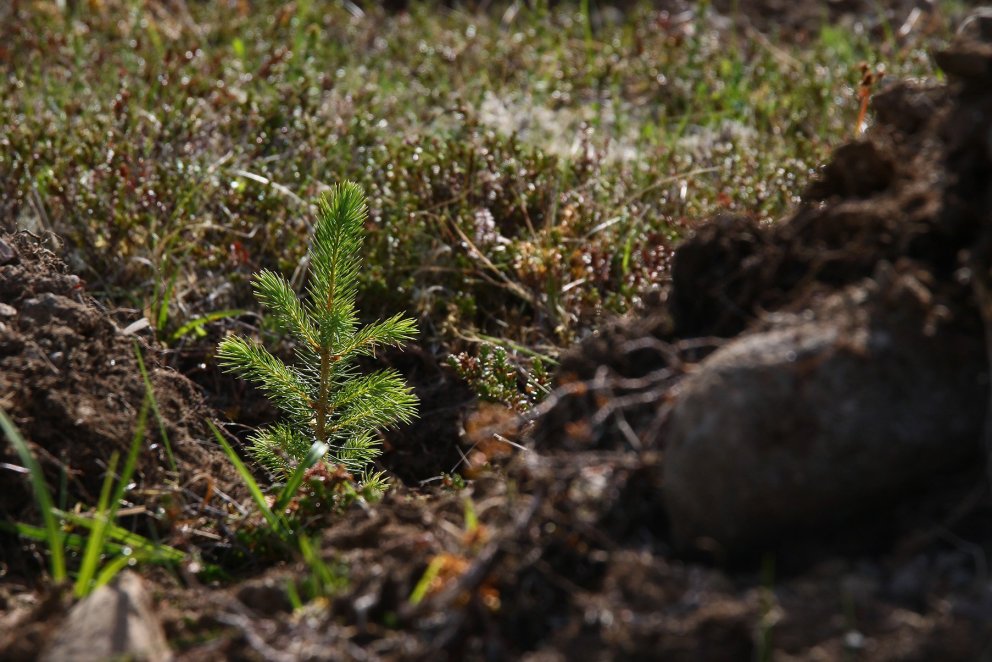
[662,270,988,552]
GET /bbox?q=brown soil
[0,233,243,572]
[0,234,239,506]
[4,20,992,662]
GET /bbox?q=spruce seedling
[217,182,418,488]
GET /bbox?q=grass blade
[3,521,85,559]
[0,409,66,582]
[75,452,120,597]
[111,394,151,516]
[155,272,177,333]
[74,394,151,597]
[169,309,245,343]
[53,512,185,563]
[286,579,303,611]
[274,440,328,513]
[208,420,285,533]
[133,342,178,473]
[408,555,445,606]
[297,534,344,598]
[93,555,134,590]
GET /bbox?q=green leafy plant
[216,181,418,487]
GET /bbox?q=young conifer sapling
[217,182,418,489]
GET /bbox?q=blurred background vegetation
[0,1,960,394]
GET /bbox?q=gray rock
[0,238,16,266]
[662,271,988,552]
[40,571,172,662]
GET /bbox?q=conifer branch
[252,270,318,350]
[216,336,312,419]
[329,370,418,434]
[249,423,313,473]
[337,314,418,358]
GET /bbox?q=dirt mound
[654,34,992,549]
[540,23,992,453]
[0,233,236,556]
[503,23,992,657]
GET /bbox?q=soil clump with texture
[0,233,239,520]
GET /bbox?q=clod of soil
[664,268,987,551]
[0,233,238,555]
[543,25,992,556]
[514,24,992,657]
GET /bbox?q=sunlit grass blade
[155,272,177,333]
[208,420,286,534]
[0,408,66,583]
[51,512,185,563]
[463,497,478,534]
[74,392,151,597]
[75,451,120,598]
[409,555,446,606]
[3,521,88,559]
[2,520,181,565]
[134,342,178,473]
[169,309,246,344]
[286,579,303,611]
[274,440,328,513]
[93,555,134,590]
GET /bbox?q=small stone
[0,303,16,317]
[0,239,16,266]
[843,630,866,651]
[40,571,171,662]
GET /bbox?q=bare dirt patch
[0,233,241,571]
